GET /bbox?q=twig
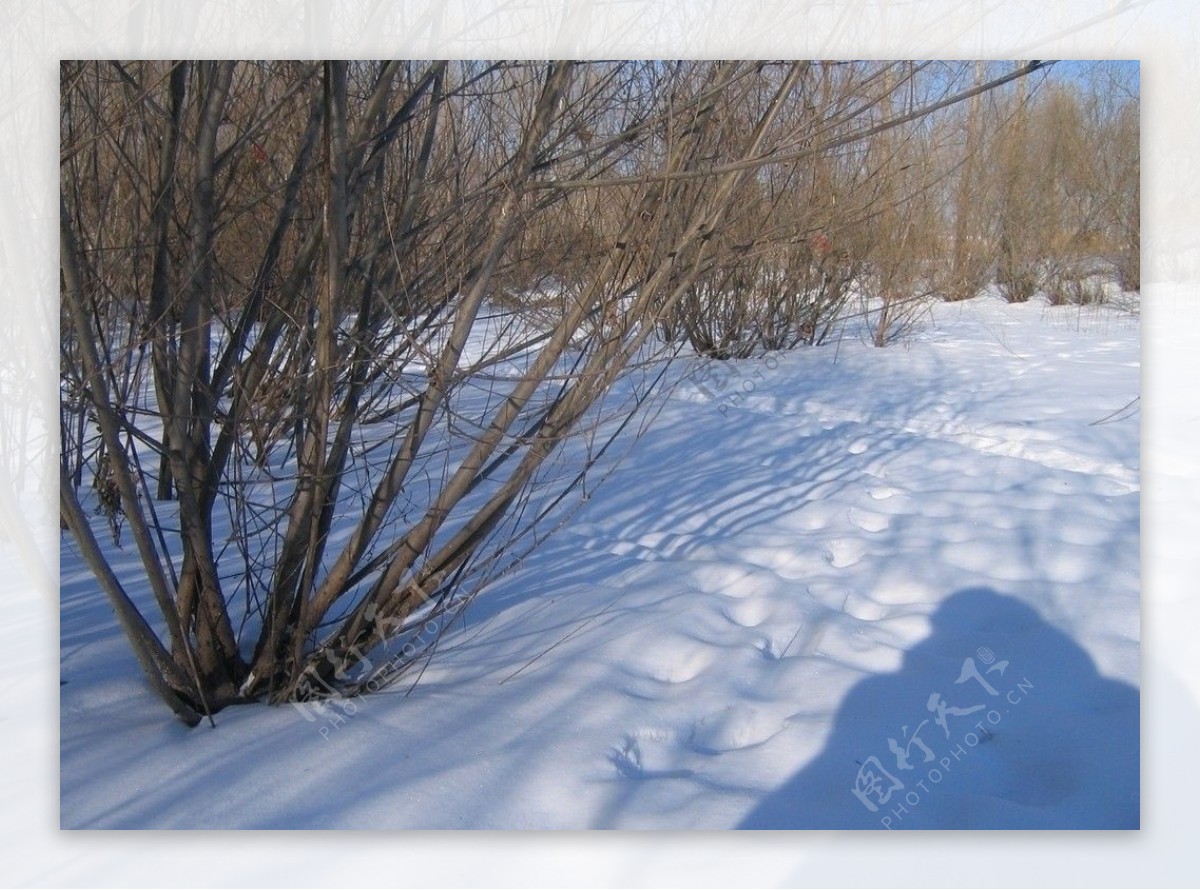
[1088,395,1139,426]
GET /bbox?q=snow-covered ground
[58,292,1141,830]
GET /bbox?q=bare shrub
[60,59,1061,724]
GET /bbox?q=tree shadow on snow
[738,586,1139,830]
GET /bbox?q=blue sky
[1050,58,1140,92]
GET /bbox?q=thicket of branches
[59,59,1135,725]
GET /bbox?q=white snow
[58,291,1141,830]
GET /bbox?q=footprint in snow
[840,590,888,622]
[687,705,785,754]
[847,507,889,533]
[722,597,772,628]
[824,537,866,568]
[625,640,716,684]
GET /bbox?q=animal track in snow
[775,398,1138,493]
